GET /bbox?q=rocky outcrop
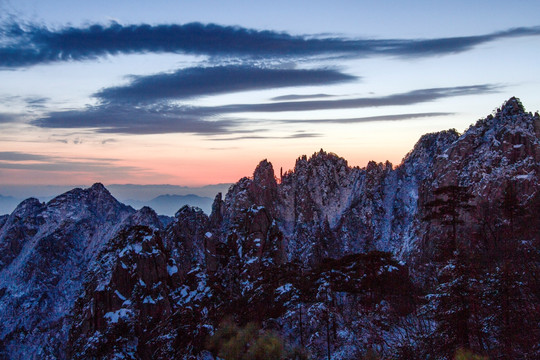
[165,205,211,278]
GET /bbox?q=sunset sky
[1,0,540,188]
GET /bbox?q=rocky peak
[9,197,44,217]
[174,204,205,218]
[454,98,540,161]
[137,205,159,219]
[209,192,224,228]
[249,160,278,212]
[398,129,460,179]
[48,182,118,208]
[120,206,162,230]
[419,97,540,227]
[165,213,211,278]
[496,96,526,117]
[403,129,459,163]
[288,149,353,189]
[89,182,108,192]
[294,149,349,172]
[366,160,393,173]
[467,97,538,138]
[86,182,121,206]
[253,159,276,185]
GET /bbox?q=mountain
[0,184,163,359]
[0,183,232,216]
[107,183,232,200]
[0,98,538,359]
[123,194,214,215]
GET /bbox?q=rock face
[0,184,136,359]
[68,225,177,359]
[0,98,538,359]
[218,132,460,266]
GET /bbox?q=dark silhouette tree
[480,182,540,359]
[423,185,475,257]
[422,185,478,358]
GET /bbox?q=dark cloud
[33,85,497,135]
[270,93,336,101]
[96,66,356,103]
[0,112,22,123]
[1,21,539,68]
[33,104,238,135]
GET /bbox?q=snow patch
[143,296,156,304]
[104,308,132,323]
[114,290,126,301]
[167,264,178,275]
[276,283,293,294]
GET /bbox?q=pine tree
[423,185,474,258]
[481,183,540,359]
[422,185,477,358]
[430,253,472,358]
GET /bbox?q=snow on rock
[104,308,133,323]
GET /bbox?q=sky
[1,0,540,189]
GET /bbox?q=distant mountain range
[0,98,539,359]
[0,183,231,216]
[122,193,214,215]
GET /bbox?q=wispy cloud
[1,21,540,68]
[0,151,140,173]
[33,85,498,135]
[270,93,336,101]
[0,151,49,161]
[275,112,454,124]
[101,138,117,144]
[215,85,498,113]
[0,161,136,172]
[209,132,321,141]
[24,96,50,109]
[96,65,357,103]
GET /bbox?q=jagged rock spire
[253,159,276,184]
[497,96,525,117]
